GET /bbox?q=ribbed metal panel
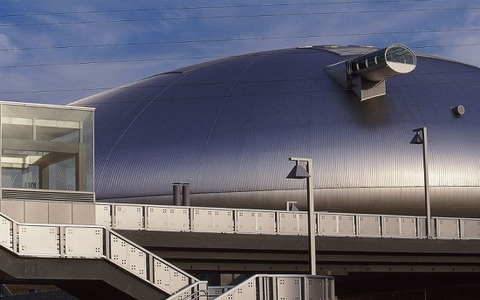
[71,47,480,217]
[2,188,95,202]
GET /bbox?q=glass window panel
[48,157,76,191]
[2,166,39,189]
[1,103,94,193]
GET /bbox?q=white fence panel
[110,234,147,278]
[236,210,276,234]
[461,219,480,239]
[0,215,13,249]
[278,212,308,235]
[146,206,189,231]
[257,211,276,234]
[399,217,417,238]
[382,216,417,238]
[18,225,59,256]
[65,227,103,258]
[382,216,400,237]
[95,204,111,227]
[191,208,234,233]
[276,277,302,300]
[128,245,148,278]
[113,205,144,229]
[307,278,327,300]
[318,214,355,237]
[153,258,189,294]
[235,211,257,233]
[357,215,381,237]
[435,218,460,239]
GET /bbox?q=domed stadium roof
[72,45,480,217]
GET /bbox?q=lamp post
[287,157,316,275]
[410,127,432,239]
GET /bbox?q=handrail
[214,274,335,300]
[96,203,480,240]
[166,281,209,300]
[0,211,200,297]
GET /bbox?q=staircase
[0,212,207,299]
[211,274,335,300]
[0,208,336,299]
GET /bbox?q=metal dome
[71,45,480,217]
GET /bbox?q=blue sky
[0,0,479,104]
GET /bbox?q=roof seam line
[97,74,189,180]
[195,56,261,184]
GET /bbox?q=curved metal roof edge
[416,52,480,69]
[145,45,480,81]
[70,45,480,106]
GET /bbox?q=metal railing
[0,212,207,299]
[212,274,335,300]
[167,282,209,300]
[96,203,480,240]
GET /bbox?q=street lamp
[410,127,432,239]
[287,157,316,275]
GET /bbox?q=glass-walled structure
[0,102,94,195]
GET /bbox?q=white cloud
[0,0,479,104]
[0,34,19,65]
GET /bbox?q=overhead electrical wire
[0,1,478,98]
[0,0,452,19]
[0,4,477,27]
[5,72,480,98]
[1,27,480,52]
[2,40,480,69]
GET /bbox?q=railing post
[59,226,66,257]
[459,217,465,239]
[141,205,146,229]
[196,281,209,300]
[258,276,267,300]
[148,253,154,285]
[329,277,335,300]
[354,215,359,237]
[303,276,309,300]
[104,228,111,259]
[12,222,18,253]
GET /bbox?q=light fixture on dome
[451,105,465,116]
[286,161,310,179]
[287,157,316,275]
[410,127,432,239]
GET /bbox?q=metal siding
[71,47,480,217]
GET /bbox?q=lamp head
[286,164,310,179]
[410,131,423,144]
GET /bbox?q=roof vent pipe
[173,183,182,206]
[182,183,191,206]
[348,44,416,81]
[326,44,417,101]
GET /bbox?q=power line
[0,1,477,99]
[4,70,480,98]
[0,6,476,27]
[1,27,480,53]
[0,87,111,95]
[2,41,480,69]
[0,55,221,68]
[0,0,446,19]
[1,42,480,69]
